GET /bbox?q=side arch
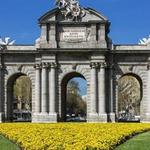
[114,66,146,120]
[5,66,35,85]
[120,73,143,98]
[4,66,35,122]
[118,73,143,121]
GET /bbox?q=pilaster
[48,24,57,48]
[40,24,47,43]
[99,24,107,48]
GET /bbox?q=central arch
[61,72,87,122]
[7,73,32,122]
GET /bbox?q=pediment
[39,7,108,24]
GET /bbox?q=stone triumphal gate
[1,1,150,123]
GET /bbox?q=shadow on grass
[115,131,150,150]
[0,135,21,150]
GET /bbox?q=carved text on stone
[61,29,86,42]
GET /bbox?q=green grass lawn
[116,131,150,150]
[0,135,20,150]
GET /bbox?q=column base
[87,113,108,122]
[32,113,57,123]
[87,113,99,122]
[0,112,4,123]
[98,113,108,122]
[140,113,150,123]
[108,113,116,122]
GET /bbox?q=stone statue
[0,37,15,50]
[138,35,150,45]
[56,0,67,8]
[56,0,86,21]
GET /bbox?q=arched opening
[61,72,87,122]
[7,73,32,122]
[118,73,142,122]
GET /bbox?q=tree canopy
[13,76,32,101]
[67,79,86,117]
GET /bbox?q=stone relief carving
[118,75,141,121]
[56,0,86,21]
[72,63,77,70]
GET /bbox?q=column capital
[34,64,41,70]
[41,62,50,69]
[50,62,57,69]
[107,62,114,69]
[90,62,100,69]
[100,62,107,69]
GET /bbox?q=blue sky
[71,78,87,96]
[0,0,150,45]
[1,0,150,95]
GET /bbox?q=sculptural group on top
[55,0,86,21]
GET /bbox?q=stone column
[41,62,48,114]
[0,65,3,122]
[49,63,57,113]
[98,62,107,122]
[48,63,57,122]
[88,62,99,122]
[90,63,98,113]
[34,64,41,113]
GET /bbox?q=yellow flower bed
[0,123,150,150]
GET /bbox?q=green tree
[14,76,32,101]
[13,76,32,110]
[67,79,86,117]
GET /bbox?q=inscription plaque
[61,29,86,42]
